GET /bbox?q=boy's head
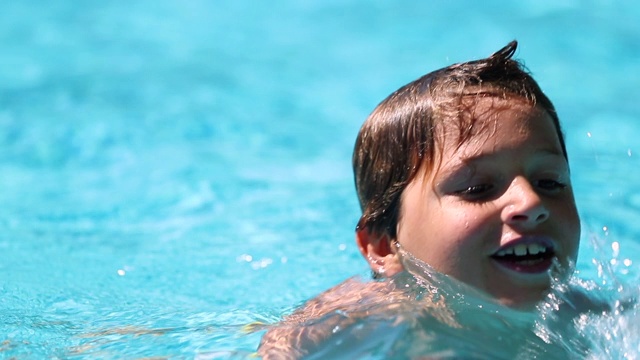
[353,41,580,308]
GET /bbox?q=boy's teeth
[496,248,513,256]
[494,243,550,257]
[528,244,543,255]
[514,244,528,256]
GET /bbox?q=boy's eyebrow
[437,147,569,183]
[440,147,567,177]
[458,147,565,164]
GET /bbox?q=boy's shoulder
[280,276,393,325]
[257,276,401,358]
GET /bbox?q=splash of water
[253,235,639,359]
[533,235,640,359]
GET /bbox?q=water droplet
[237,254,253,262]
[251,258,273,270]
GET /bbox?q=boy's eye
[536,179,567,191]
[455,184,495,199]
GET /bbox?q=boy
[258,41,581,358]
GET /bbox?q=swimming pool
[1,1,639,358]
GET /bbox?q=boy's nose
[501,177,549,228]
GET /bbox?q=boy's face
[396,97,580,309]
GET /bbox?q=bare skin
[257,276,459,359]
[258,278,393,359]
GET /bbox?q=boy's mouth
[490,240,555,274]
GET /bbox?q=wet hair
[353,40,567,239]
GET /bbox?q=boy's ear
[356,227,403,277]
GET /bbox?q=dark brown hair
[353,41,567,238]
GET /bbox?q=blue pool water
[1,1,639,358]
